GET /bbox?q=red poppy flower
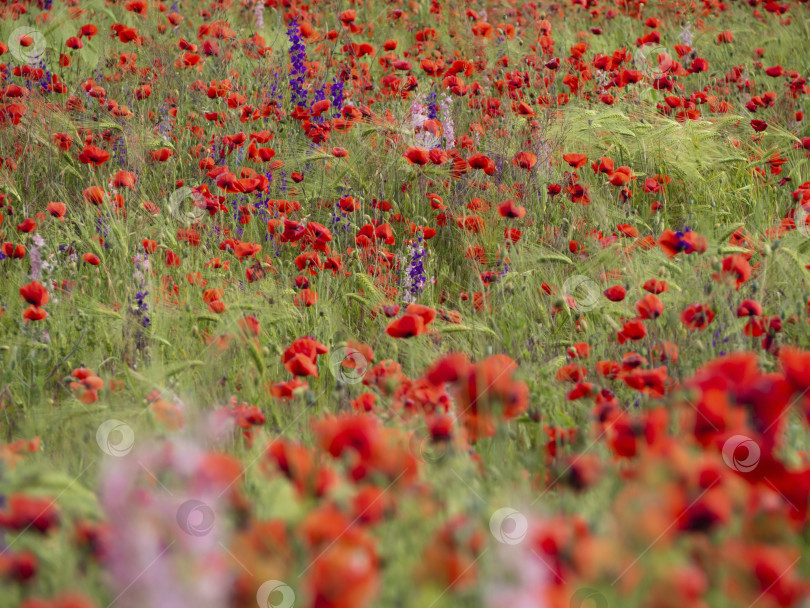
[562,153,587,168]
[16,218,36,233]
[514,101,536,117]
[737,299,762,317]
[311,99,331,117]
[623,366,672,398]
[20,281,48,308]
[282,337,328,376]
[46,202,66,220]
[403,146,430,165]
[0,494,59,533]
[642,278,668,294]
[150,148,173,161]
[142,201,160,215]
[82,187,107,205]
[385,313,426,338]
[635,294,664,319]
[567,342,591,359]
[556,363,587,383]
[457,215,485,233]
[617,319,647,343]
[78,144,110,166]
[23,306,48,322]
[165,250,181,267]
[429,148,448,165]
[294,289,319,307]
[233,241,261,260]
[713,254,751,290]
[596,360,622,379]
[592,157,615,174]
[652,342,678,363]
[467,153,496,175]
[616,224,638,238]
[53,133,73,151]
[717,30,733,43]
[658,229,707,258]
[2,243,26,259]
[82,253,101,266]
[750,119,768,132]
[681,304,715,330]
[269,378,309,401]
[603,285,626,301]
[110,170,136,189]
[511,152,537,171]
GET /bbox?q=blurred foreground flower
[98,439,241,608]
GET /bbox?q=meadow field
[0,0,809,606]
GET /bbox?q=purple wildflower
[426,90,439,120]
[403,236,427,303]
[330,77,344,118]
[287,19,308,107]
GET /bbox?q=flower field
[2,0,810,606]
